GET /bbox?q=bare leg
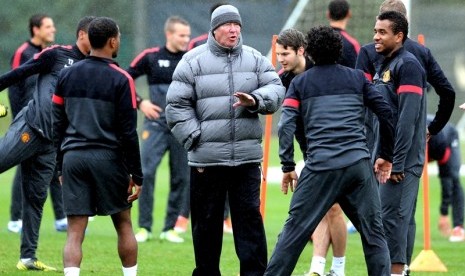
[111,209,138,267]
[327,204,347,257]
[312,214,331,257]
[310,213,330,275]
[63,215,88,268]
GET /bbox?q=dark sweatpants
[10,168,66,222]
[265,158,390,276]
[138,121,189,232]
[380,172,420,265]
[0,111,56,259]
[190,163,267,276]
[438,145,464,227]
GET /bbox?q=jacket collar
[207,31,242,57]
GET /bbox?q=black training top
[279,64,394,172]
[127,46,185,128]
[52,56,143,185]
[356,37,455,135]
[8,40,42,117]
[0,44,86,141]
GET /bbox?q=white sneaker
[135,228,152,242]
[160,229,184,243]
[55,218,68,232]
[449,226,465,242]
[223,218,233,234]
[7,220,22,233]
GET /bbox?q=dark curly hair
[306,25,342,65]
[377,11,408,43]
[88,17,119,49]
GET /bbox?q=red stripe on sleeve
[397,85,423,95]
[283,98,300,109]
[52,94,64,105]
[33,45,64,60]
[438,147,451,165]
[109,64,137,108]
[12,42,29,69]
[188,33,208,50]
[340,30,361,54]
[364,72,373,81]
[129,47,160,68]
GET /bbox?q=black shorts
[62,149,131,216]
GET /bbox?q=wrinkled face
[276,43,304,73]
[166,23,191,52]
[35,17,56,44]
[213,22,241,48]
[373,19,403,57]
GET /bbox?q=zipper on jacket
[228,51,235,164]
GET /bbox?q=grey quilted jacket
[166,32,284,167]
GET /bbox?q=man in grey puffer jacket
[166,4,284,275]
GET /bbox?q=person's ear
[110,37,118,48]
[395,32,404,44]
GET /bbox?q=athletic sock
[20,258,32,263]
[122,264,138,276]
[331,256,345,276]
[309,256,326,275]
[64,267,80,276]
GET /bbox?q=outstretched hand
[281,171,298,195]
[374,158,392,184]
[139,100,162,120]
[127,178,142,203]
[233,92,255,108]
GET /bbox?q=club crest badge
[382,70,391,82]
[142,130,150,140]
[21,132,30,143]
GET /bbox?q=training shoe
[438,215,451,236]
[55,218,68,232]
[403,264,410,276]
[325,270,341,276]
[223,218,233,234]
[135,228,152,243]
[7,220,22,233]
[16,259,57,271]
[306,272,321,276]
[159,229,184,243]
[449,226,465,242]
[174,216,189,233]
[0,103,8,118]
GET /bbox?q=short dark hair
[76,16,96,39]
[377,11,408,42]
[276,28,306,53]
[328,0,350,21]
[88,17,119,49]
[306,25,342,65]
[29,14,49,37]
